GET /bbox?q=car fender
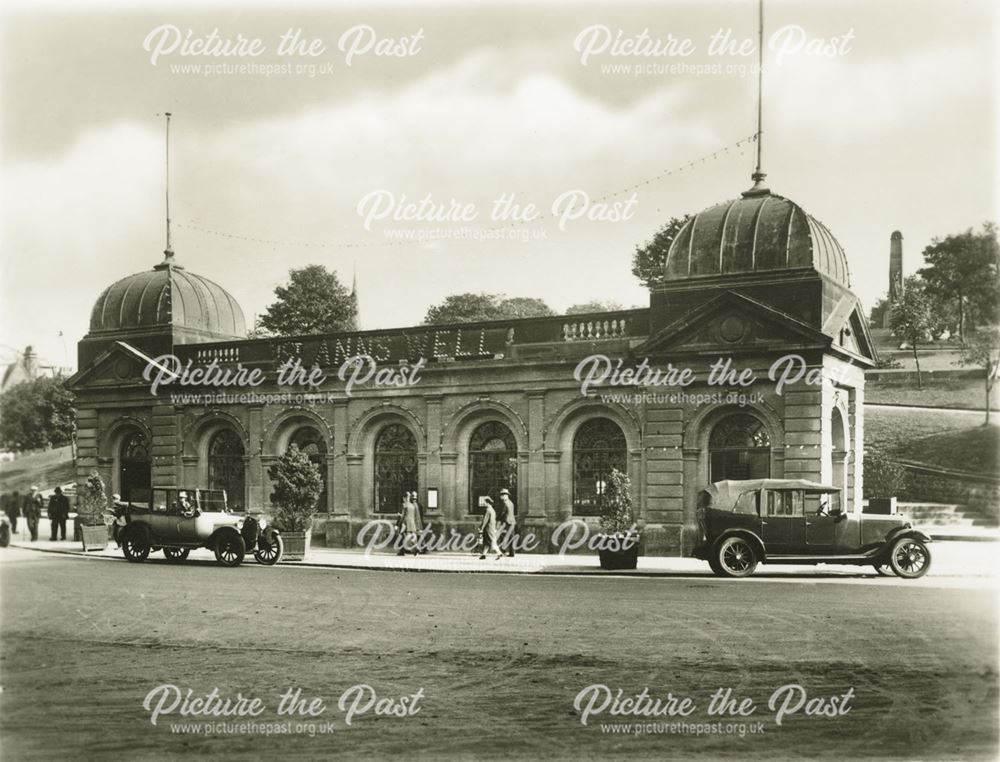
[208,525,243,548]
[879,527,932,561]
[712,529,767,562]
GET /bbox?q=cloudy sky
[1,0,995,369]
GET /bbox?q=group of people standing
[393,488,518,560]
[0,485,71,541]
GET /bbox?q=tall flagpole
[746,0,768,195]
[165,112,173,257]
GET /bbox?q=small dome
[89,252,246,337]
[664,190,850,286]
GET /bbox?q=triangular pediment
[637,291,831,356]
[66,341,169,390]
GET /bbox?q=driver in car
[177,492,196,518]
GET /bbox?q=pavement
[7,523,997,584]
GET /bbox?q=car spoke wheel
[253,534,284,566]
[214,532,245,568]
[716,536,758,578]
[888,537,931,579]
[163,547,190,562]
[873,563,893,577]
[121,529,150,563]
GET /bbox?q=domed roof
[664,187,850,286]
[89,252,246,337]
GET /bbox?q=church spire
[348,262,360,330]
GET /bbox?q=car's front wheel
[214,531,246,567]
[163,547,190,562]
[888,537,931,579]
[121,527,150,563]
[715,535,758,578]
[253,534,284,566]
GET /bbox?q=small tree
[267,444,323,532]
[889,276,936,389]
[863,450,908,500]
[956,326,1000,425]
[423,293,553,324]
[566,300,624,315]
[0,376,75,452]
[599,468,636,536]
[78,471,109,527]
[631,216,690,288]
[260,265,357,336]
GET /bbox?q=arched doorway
[468,420,517,515]
[709,413,771,481]
[831,407,848,511]
[374,423,417,514]
[290,426,328,512]
[208,429,246,511]
[119,430,151,505]
[572,418,627,516]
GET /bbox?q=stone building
[67,178,876,555]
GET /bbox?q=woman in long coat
[478,496,502,560]
[397,493,420,556]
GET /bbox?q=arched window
[119,430,151,506]
[290,427,328,512]
[709,413,771,482]
[468,421,517,515]
[208,429,245,511]
[374,424,417,514]
[573,418,627,516]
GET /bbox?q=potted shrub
[267,444,323,562]
[78,471,110,552]
[596,468,641,570]
[863,450,908,514]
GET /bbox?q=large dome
[89,252,246,337]
[664,188,850,286]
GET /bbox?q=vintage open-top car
[109,487,283,567]
[694,479,931,579]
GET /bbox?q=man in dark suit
[48,486,70,541]
[498,488,517,558]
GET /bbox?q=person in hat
[3,490,19,533]
[48,486,70,541]
[23,486,43,541]
[498,487,517,558]
[478,496,502,560]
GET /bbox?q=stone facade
[68,184,877,556]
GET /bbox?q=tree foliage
[267,444,324,532]
[599,467,636,536]
[956,326,1000,425]
[863,450,908,499]
[631,216,690,288]
[889,276,936,389]
[917,222,999,341]
[259,265,357,337]
[78,471,109,527]
[0,376,75,452]
[566,300,624,315]
[423,293,553,325]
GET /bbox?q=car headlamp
[258,517,267,530]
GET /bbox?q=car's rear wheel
[253,534,284,566]
[888,537,931,579]
[873,562,893,576]
[707,555,724,576]
[121,528,150,563]
[163,547,190,562]
[716,536,758,578]
[214,531,245,567]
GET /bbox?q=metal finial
[743,0,770,197]
[164,112,173,257]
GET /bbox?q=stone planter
[596,534,641,570]
[279,530,311,562]
[866,498,897,515]
[80,524,108,552]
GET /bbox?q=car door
[804,492,846,552]
[760,489,804,554]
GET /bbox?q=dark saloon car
[694,479,931,579]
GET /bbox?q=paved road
[1,547,996,761]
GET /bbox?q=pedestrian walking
[478,496,502,560]
[498,487,517,557]
[410,491,429,554]
[48,486,70,541]
[23,485,43,542]
[396,492,419,556]
[5,490,19,533]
